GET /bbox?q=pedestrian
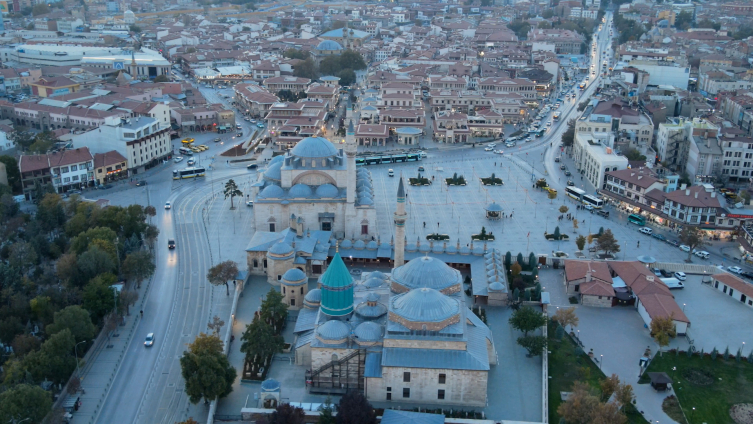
[140,310,143,317]
[637,241,640,247]
[423,222,426,228]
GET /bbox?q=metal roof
[294,308,319,334]
[392,256,463,292]
[390,288,460,323]
[364,352,383,378]
[290,137,338,158]
[320,253,354,316]
[381,410,445,424]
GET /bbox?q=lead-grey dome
[268,240,294,256]
[317,40,343,51]
[261,378,280,392]
[282,268,307,285]
[288,183,313,198]
[354,321,382,341]
[488,281,505,291]
[391,255,462,294]
[316,320,350,340]
[340,239,352,249]
[363,277,384,288]
[270,155,284,165]
[305,288,321,303]
[353,240,365,250]
[316,183,339,198]
[390,287,460,324]
[260,184,284,198]
[264,161,282,181]
[290,137,338,158]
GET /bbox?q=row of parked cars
[637,227,710,258]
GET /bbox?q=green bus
[628,214,645,226]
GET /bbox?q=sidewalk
[68,275,154,424]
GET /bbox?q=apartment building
[573,131,629,190]
[699,70,753,96]
[234,84,280,118]
[263,76,311,93]
[718,127,753,183]
[527,29,585,54]
[477,77,537,99]
[18,147,95,200]
[655,119,690,171]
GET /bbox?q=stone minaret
[345,117,356,205]
[394,177,407,267]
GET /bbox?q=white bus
[179,147,194,156]
[582,194,604,209]
[565,186,586,201]
[173,166,206,180]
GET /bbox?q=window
[386,393,392,400]
[403,372,410,382]
[71,165,77,171]
[290,298,295,306]
[269,223,276,232]
[438,389,445,400]
[361,225,369,235]
[277,275,282,281]
[61,166,69,173]
[403,388,410,398]
[438,374,446,384]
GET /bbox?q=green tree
[223,179,242,209]
[317,397,336,424]
[623,147,647,162]
[338,68,356,86]
[240,317,284,374]
[508,306,547,336]
[46,305,96,344]
[28,131,56,154]
[595,229,620,256]
[293,58,318,80]
[70,227,118,255]
[561,119,575,147]
[29,295,54,328]
[8,130,35,151]
[517,335,547,357]
[0,384,52,423]
[8,241,37,273]
[77,245,116,281]
[180,333,236,404]
[336,390,376,424]
[552,307,579,332]
[269,403,305,424]
[121,250,155,288]
[283,49,310,60]
[36,193,66,232]
[319,55,341,77]
[82,273,117,323]
[576,235,586,251]
[339,49,367,70]
[35,329,76,384]
[261,288,288,332]
[674,10,693,30]
[153,74,169,82]
[542,9,555,18]
[0,155,22,193]
[679,226,708,262]
[507,19,531,39]
[129,24,142,33]
[548,190,557,204]
[207,260,239,296]
[0,316,24,344]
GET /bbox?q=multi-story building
[93,151,128,185]
[655,119,690,172]
[686,122,722,184]
[718,127,753,183]
[234,84,280,118]
[661,185,720,227]
[699,70,753,96]
[18,147,95,199]
[477,77,537,99]
[573,131,629,190]
[263,76,311,93]
[527,29,585,54]
[72,116,171,175]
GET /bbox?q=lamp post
[683,303,686,312]
[74,340,90,378]
[600,354,603,370]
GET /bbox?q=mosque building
[290,178,497,407]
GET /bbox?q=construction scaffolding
[306,349,366,395]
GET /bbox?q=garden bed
[471,234,495,241]
[426,233,450,241]
[545,234,570,241]
[446,174,467,186]
[480,175,504,186]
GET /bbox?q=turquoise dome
[320,253,354,317]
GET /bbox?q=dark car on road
[136,180,147,186]
[564,170,572,176]
[659,269,673,278]
[168,239,176,249]
[666,239,680,247]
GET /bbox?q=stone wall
[581,294,612,307]
[382,338,467,351]
[366,367,488,407]
[311,346,357,370]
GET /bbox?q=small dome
[354,321,382,341]
[261,378,280,392]
[316,183,339,198]
[264,161,282,181]
[282,268,307,284]
[489,281,505,292]
[270,155,284,165]
[268,240,294,256]
[340,239,353,249]
[358,195,374,205]
[363,277,384,288]
[370,271,387,280]
[305,288,321,304]
[260,184,284,199]
[317,40,343,51]
[391,255,462,293]
[288,183,313,198]
[366,240,378,250]
[486,202,503,212]
[290,137,338,158]
[365,292,380,302]
[353,240,365,250]
[391,288,460,324]
[316,320,350,340]
[356,179,372,189]
[355,300,388,319]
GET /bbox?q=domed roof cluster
[356,168,374,206]
[257,183,343,200]
[263,161,282,181]
[391,256,462,294]
[315,320,350,343]
[389,288,461,330]
[316,40,343,51]
[483,250,507,295]
[268,240,294,260]
[290,137,338,158]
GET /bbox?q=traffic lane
[96,204,179,424]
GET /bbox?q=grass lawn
[547,322,648,424]
[638,351,753,424]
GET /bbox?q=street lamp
[600,354,603,370]
[74,340,92,378]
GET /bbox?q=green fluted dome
[320,252,354,316]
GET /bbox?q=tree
[82,273,118,323]
[674,10,693,30]
[599,374,620,401]
[338,68,356,86]
[153,75,169,83]
[508,306,547,336]
[336,390,376,424]
[118,290,139,316]
[511,262,522,277]
[180,333,236,404]
[31,2,49,15]
[35,329,77,384]
[46,305,96,344]
[319,56,341,77]
[507,19,531,39]
[548,190,557,203]
[77,245,116,281]
[37,193,66,232]
[595,229,620,256]
[650,315,676,356]
[261,288,288,332]
[576,235,586,251]
[28,131,57,154]
[207,315,225,336]
[293,58,318,80]
[0,155,21,193]
[129,24,142,33]
[224,179,243,209]
[559,205,569,214]
[122,250,156,288]
[317,397,336,424]
[623,147,647,162]
[517,335,547,357]
[9,130,35,152]
[207,260,239,296]
[12,334,40,357]
[8,241,37,273]
[339,49,367,70]
[557,381,601,423]
[679,226,708,262]
[269,403,305,424]
[552,307,579,332]
[240,317,284,374]
[0,384,52,423]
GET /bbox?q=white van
[661,278,685,290]
[388,169,394,177]
[639,227,653,235]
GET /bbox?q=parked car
[187,158,196,166]
[666,239,680,247]
[584,205,594,211]
[694,250,710,259]
[246,200,254,207]
[560,164,566,170]
[214,138,221,143]
[639,227,653,235]
[257,123,265,128]
[567,180,575,186]
[679,244,690,252]
[597,210,609,217]
[136,180,147,186]
[740,271,753,280]
[388,169,394,177]
[564,171,572,176]
[174,156,184,163]
[651,267,662,276]
[663,278,685,290]
[651,233,666,241]
[554,157,561,162]
[659,269,673,278]
[485,147,493,151]
[418,166,425,172]
[488,143,496,148]
[673,271,687,281]
[728,266,743,274]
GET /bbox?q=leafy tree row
[292,49,367,86]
